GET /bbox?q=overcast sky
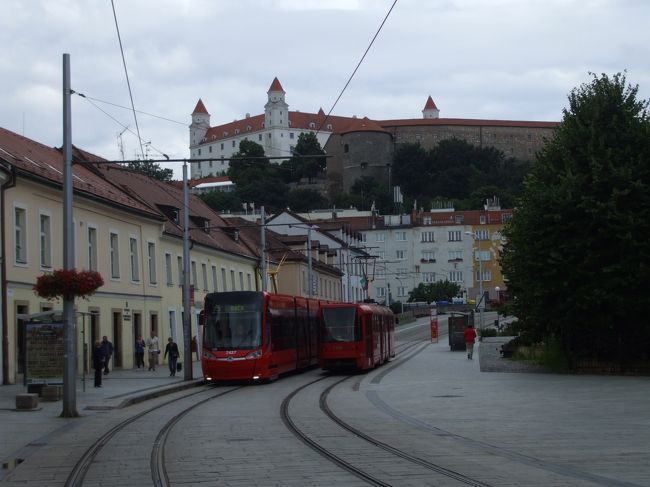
[2,0,649,178]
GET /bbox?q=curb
[117,378,206,408]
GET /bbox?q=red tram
[319,302,395,371]
[200,291,325,381]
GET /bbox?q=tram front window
[205,305,261,350]
[322,307,358,342]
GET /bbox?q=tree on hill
[227,140,289,211]
[281,132,327,183]
[500,73,650,367]
[127,160,173,182]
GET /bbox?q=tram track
[64,385,243,487]
[281,332,493,486]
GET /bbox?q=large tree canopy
[500,73,650,365]
[281,132,326,183]
[127,160,173,182]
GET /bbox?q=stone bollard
[41,385,63,401]
[15,393,39,410]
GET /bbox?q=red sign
[430,307,439,342]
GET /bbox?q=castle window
[232,140,236,147]
[290,132,294,139]
[235,129,240,134]
[326,124,332,130]
[221,143,224,150]
[209,146,212,153]
[268,133,272,138]
[198,148,201,155]
[309,122,315,129]
[223,131,228,137]
[344,144,349,153]
[259,134,262,141]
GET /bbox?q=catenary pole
[260,206,267,292]
[182,162,192,380]
[62,53,78,417]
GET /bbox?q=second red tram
[319,302,395,371]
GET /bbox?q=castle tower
[422,96,440,119]
[190,98,210,148]
[264,77,289,157]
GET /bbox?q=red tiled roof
[424,96,438,110]
[333,117,389,135]
[268,77,284,92]
[188,175,230,188]
[378,117,559,129]
[0,127,163,220]
[193,98,209,115]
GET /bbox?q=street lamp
[465,231,484,331]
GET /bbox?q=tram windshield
[322,306,358,342]
[204,293,262,350]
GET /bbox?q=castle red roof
[192,99,209,115]
[424,96,438,110]
[268,77,284,92]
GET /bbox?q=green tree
[227,140,289,211]
[392,143,430,198]
[283,132,326,183]
[200,190,242,213]
[286,188,329,212]
[127,160,173,182]
[408,280,461,303]
[500,73,650,365]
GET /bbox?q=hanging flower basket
[33,269,104,300]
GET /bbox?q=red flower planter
[34,269,104,300]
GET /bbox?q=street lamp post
[465,231,484,331]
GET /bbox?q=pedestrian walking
[101,336,114,374]
[191,335,198,361]
[164,337,180,377]
[146,331,159,371]
[464,323,477,360]
[92,340,105,387]
[135,335,146,368]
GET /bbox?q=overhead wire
[110,0,145,160]
[316,0,398,135]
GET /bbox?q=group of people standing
[91,331,184,387]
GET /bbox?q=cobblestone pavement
[1,318,649,486]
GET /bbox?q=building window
[396,250,406,260]
[448,230,461,242]
[148,242,157,285]
[198,148,202,156]
[230,270,236,290]
[110,232,120,278]
[129,237,140,282]
[290,132,294,139]
[191,260,198,287]
[177,256,183,285]
[344,144,349,153]
[421,231,435,242]
[14,207,27,264]
[455,215,464,224]
[395,231,407,241]
[397,267,408,277]
[448,250,463,261]
[201,263,208,290]
[475,250,491,262]
[247,273,252,290]
[39,213,52,268]
[376,233,385,242]
[376,287,386,298]
[221,268,227,291]
[476,229,490,240]
[377,250,385,260]
[397,286,407,297]
[477,269,492,282]
[422,251,435,261]
[232,140,236,148]
[165,253,173,285]
[212,265,218,291]
[220,143,224,150]
[423,272,436,283]
[423,216,432,225]
[209,146,212,153]
[479,215,486,224]
[88,227,98,271]
[376,268,385,280]
[239,271,244,290]
[502,213,513,223]
[258,134,262,141]
[449,270,463,282]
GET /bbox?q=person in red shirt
[464,324,477,360]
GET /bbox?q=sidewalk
[0,360,204,473]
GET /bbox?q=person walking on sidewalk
[101,336,114,374]
[464,324,477,360]
[164,337,180,377]
[135,335,146,368]
[146,331,160,371]
[92,340,105,387]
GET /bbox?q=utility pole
[260,206,267,292]
[182,162,192,380]
[61,53,78,417]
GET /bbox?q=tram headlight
[245,350,262,359]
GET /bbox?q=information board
[25,321,64,385]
